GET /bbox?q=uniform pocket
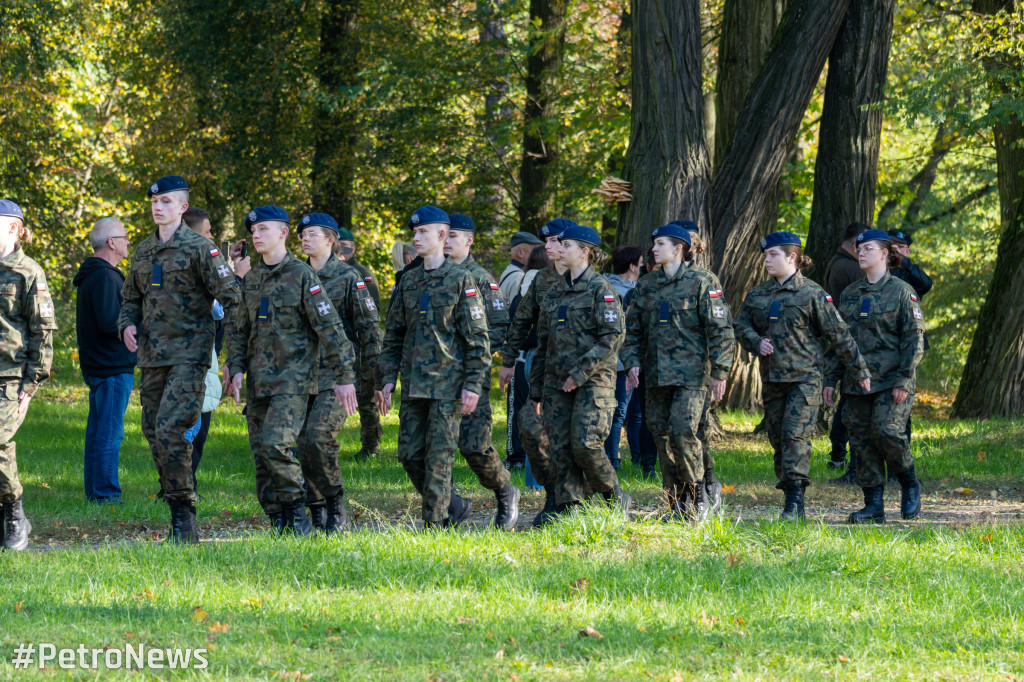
[0,282,20,317]
[162,260,194,290]
[671,297,700,328]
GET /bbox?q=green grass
[2,379,1023,679]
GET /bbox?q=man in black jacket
[74,217,137,503]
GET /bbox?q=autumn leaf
[241,597,262,608]
[977,450,987,462]
[721,484,736,494]
[838,654,851,663]
[192,606,208,622]
[209,621,230,634]
[135,589,155,600]
[953,487,974,495]
[570,577,589,594]
[15,601,23,613]
[273,672,310,681]
[457,616,473,624]
[494,649,505,660]
[727,554,743,568]
[579,625,603,639]
[39,482,51,489]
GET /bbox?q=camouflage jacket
[498,265,562,368]
[458,254,509,349]
[311,254,381,393]
[622,265,734,389]
[826,271,924,394]
[734,272,868,390]
[347,256,381,307]
[226,252,356,397]
[378,256,490,399]
[118,223,240,368]
[0,246,57,395]
[529,266,623,399]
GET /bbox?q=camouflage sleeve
[225,284,252,377]
[455,275,491,396]
[498,278,538,367]
[567,286,624,388]
[824,297,855,388]
[346,277,382,369]
[480,277,510,350]
[621,283,648,370]
[197,245,241,337]
[19,270,57,395]
[895,290,925,392]
[303,272,356,386]
[528,295,550,402]
[733,293,765,356]
[118,254,143,335]
[697,280,735,380]
[812,290,869,385]
[378,277,408,389]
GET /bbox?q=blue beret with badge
[0,199,24,221]
[408,205,449,229]
[668,219,700,234]
[856,228,892,246]
[539,218,577,239]
[297,212,339,236]
[245,205,290,233]
[650,223,692,245]
[760,231,802,251]
[888,229,912,246]
[147,175,189,198]
[448,213,476,232]
[558,224,602,247]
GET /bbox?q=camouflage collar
[563,264,595,290]
[863,271,892,291]
[258,250,295,276]
[773,271,803,292]
[153,221,186,247]
[423,255,454,279]
[0,244,25,269]
[656,262,690,285]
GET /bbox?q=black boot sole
[2,518,31,551]
[494,487,521,531]
[847,512,885,524]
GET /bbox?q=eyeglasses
[856,245,883,255]
[109,235,130,242]
[301,230,327,239]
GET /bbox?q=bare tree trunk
[518,0,567,234]
[616,0,711,252]
[476,0,512,232]
[804,0,895,284]
[605,2,631,243]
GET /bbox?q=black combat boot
[896,465,922,520]
[0,502,6,546]
[847,485,885,524]
[281,501,314,536]
[308,504,328,532]
[641,464,657,481]
[493,483,521,531]
[673,485,693,520]
[704,468,722,513]
[2,497,32,551]
[829,451,858,485]
[268,511,286,533]
[324,494,350,534]
[532,486,558,527]
[601,482,632,517]
[354,446,378,461]
[446,492,472,529]
[167,500,198,545]
[779,480,805,521]
[692,482,709,522]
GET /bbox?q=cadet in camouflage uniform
[335,227,383,460]
[498,218,576,525]
[444,213,520,530]
[376,206,491,529]
[825,229,925,524]
[734,232,870,521]
[297,213,381,533]
[225,206,358,536]
[0,201,56,551]
[530,225,629,519]
[118,176,241,544]
[622,224,734,521]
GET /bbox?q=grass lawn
[1,379,1022,679]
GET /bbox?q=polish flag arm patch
[490,283,499,290]
[825,294,833,303]
[465,288,477,297]
[209,248,220,257]
[709,289,722,298]
[604,294,615,302]
[356,281,366,289]
[910,294,919,302]
[309,284,322,295]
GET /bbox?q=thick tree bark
[616,0,711,251]
[312,0,360,227]
[476,0,513,231]
[804,0,895,284]
[518,0,567,234]
[604,3,631,242]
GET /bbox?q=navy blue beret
[558,225,601,247]
[650,224,692,245]
[147,175,189,198]
[668,219,700,234]
[888,229,912,246]
[760,231,802,251]
[856,229,892,246]
[245,205,290,233]
[539,218,577,239]
[448,213,476,232]
[298,212,338,236]
[0,199,24,221]
[408,205,449,229]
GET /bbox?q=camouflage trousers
[518,398,554,489]
[697,388,714,472]
[397,398,462,524]
[0,380,28,503]
[298,390,348,508]
[356,359,381,453]
[843,391,914,488]
[246,393,309,511]
[762,381,819,487]
[543,386,619,505]
[140,364,206,505]
[457,391,510,492]
[646,385,705,495]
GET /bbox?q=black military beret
[147,175,189,197]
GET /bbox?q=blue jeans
[82,372,134,501]
[520,350,544,490]
[626,371,658,468]
[603,371,632,468]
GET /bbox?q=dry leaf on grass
[579,625,603,639]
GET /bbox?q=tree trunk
[616,0,711,251]
[476,0,513,232]
[605,2,631,243]
[804,0,895,284]
[518,0,568,234]
[312,0,360,227]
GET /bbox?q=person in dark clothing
[822,222,868,483]
[888,229,932,448]
[73,217,137,503]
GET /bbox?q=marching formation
[0,175,926,549]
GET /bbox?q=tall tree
[312,0,361,227]
[804,0,896,283]
[616,0,711,246]
[518,0,568,233]
[475,0,514,231]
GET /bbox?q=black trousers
[504,361,529,466]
